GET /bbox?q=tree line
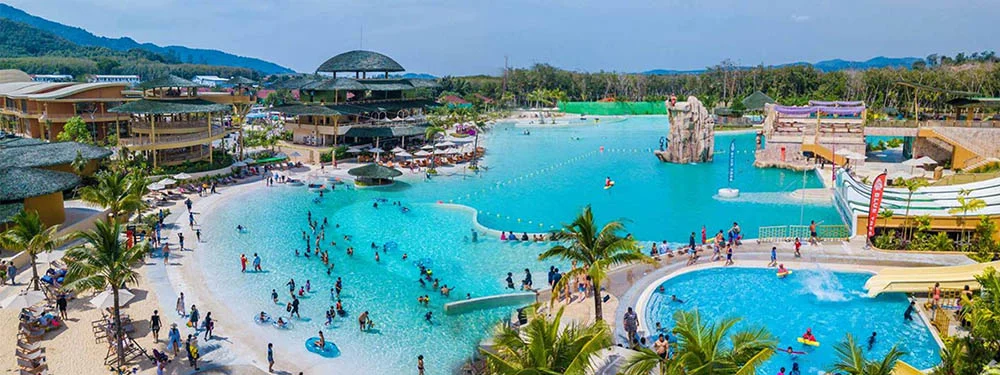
[438,52,1000,113]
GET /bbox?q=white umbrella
[147,182,166,191]
[901,158,924,167]
[443,147,461,154]
[435,141,456,147]
[445,136,475,144]
[90,288,135,310]
[232,161,248,167]
[414,150,432,157]
[369,147,385,153]
[846,152,866,160]
[347,147,364,153]
[172,173,192,180]
[420,145,435,150]
[391,147,406,153]
[834,149,853,156]
[396,151,413,158]
[914,156,937,165]
[159,178,177,186]
[288,151,302,157]
[0,290,46,309]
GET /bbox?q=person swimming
[783,346,805,355]
[867,332,877,350]
[670,295,684,303]
[778,264,789,274]
[801,328,816,341]
[258,311,270,322]
[276,317,287,328]
[425,311,433,323]
[605,176,612,187]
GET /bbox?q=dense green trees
[55,116,92,143]
[441,52,1000,113]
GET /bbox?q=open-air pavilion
[347,163,403,187]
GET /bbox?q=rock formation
[654,96,715,163]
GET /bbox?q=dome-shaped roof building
[316,50,405,77]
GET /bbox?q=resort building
[0,137,111,228]
[0,72,132,142]
[31,74,74,83]
[108,75,252,167]
[268,50,438,162]
[192,75,230,88]
[755,101,867,169]
[88,74,142,86]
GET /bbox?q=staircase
[802,140,846,165]
[920,127,1000,169]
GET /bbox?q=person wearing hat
[167,323,181,355]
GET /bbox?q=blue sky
[6,0,999,76]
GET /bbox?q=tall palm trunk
[29,254,40,291]
[113,290,126,368]
[903,193,914,242]
[593,279,603,322]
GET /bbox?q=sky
[5,0,1000,76]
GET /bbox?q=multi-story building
[0,71,132,142]
[109,75,253,167]
[192,75,230,88]
[31,74,74,82]
[88,75,142,86]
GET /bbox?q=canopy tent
[807,100,865,107]
[741,91,775,111]
[348,163,403,186]
[774,105,865,116]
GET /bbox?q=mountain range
[642,56,922,75]
[0,3,294,74]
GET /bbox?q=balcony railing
[867,119,1000,128]
[131,120,214,132]
[119,125,226,148]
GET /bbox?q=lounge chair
[17,358,46,373]
[17,326,45,342]
[17,341,43,355]
[17,347,45,361]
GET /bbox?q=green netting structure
[558,101,667,115]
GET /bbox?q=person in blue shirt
[769,246,778,267]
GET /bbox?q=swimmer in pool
[671,295,684,303]
[801,328,816,341]
[259,311,269,322]
[867,332,877,351]
[315,331,326,349]
[276,317,287,328]
[425,311,433,323]
[783,346,805,355]
[778,264,789,274]
[271,289,279,304]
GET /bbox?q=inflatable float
[253,314,272,324]
[777,270,793,278]
[305,337,341,358]
[797,337,820,347]
[717,188,740,198]
[604,181,615,190]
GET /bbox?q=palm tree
[0,211,65,290]
[63,221,148,368]
[901,178,928,242]
[623,309,775,375]
[948,189,986,244]
[830,334,905,375]
[79,170,146,223]
[969,266,1000,343]
[539,205,654,322]
[480,306,611,375]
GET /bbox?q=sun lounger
[17,357,46,373]
[18,326,45,342]
[17,341,43,354]
[17,347,45,361]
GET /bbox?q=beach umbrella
[396,151,413,158]
[834,149,852,156]
[391,147,406,153]
[289,151,302,157]
[0,290,46,309]
[147,182,166,191]
[435,141,456,147]
[414,150,432,157]
[347,147,364,153]
[232,161,247,168]
[846,152,866,160]
[172,172,193,180]
[369,147,385,153]
[902,157,927,174]
[420,145,435,150]
[90,288,135,310]
[159,178,176,186]
[914,156,937,165]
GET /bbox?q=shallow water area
[196,116,857,373]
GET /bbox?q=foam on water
[798,267,849,302]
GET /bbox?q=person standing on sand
[267,343,275,373]
[150,310,161,342]
[176,293,185,316]
[196,228,202,243]
[178,233,185,250]
[167,323,181,355]
[56,293,68,320]
[162,243,170,265]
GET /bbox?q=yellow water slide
[801,141,846,165]
[864,261,1000,297]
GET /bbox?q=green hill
[0,3,293,74]
[0,18,258,79]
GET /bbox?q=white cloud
[791,14,811,23]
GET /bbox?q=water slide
[443,292,537,315]
[802,140,847,165]
[864,261,1000,297]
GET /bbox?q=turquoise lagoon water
[196,117,864,373]
[645,268,940,374]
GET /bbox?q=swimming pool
[643,267,940,374]
[196,116,847,373]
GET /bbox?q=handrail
[119,125,225,147]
